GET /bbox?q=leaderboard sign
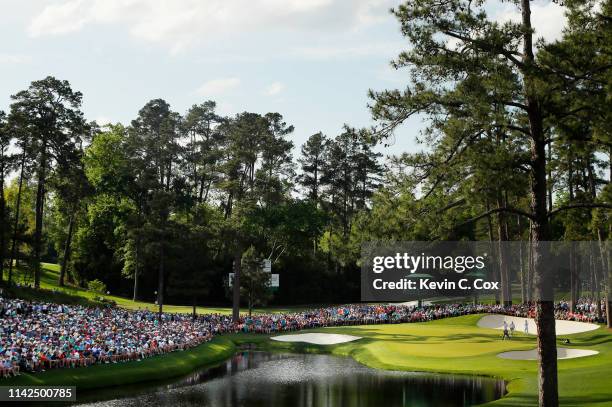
[228,258,279,288]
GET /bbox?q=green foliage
[8,76,87,288]
[87,278,107,294]
[1,2,609,312]
[239,246,272,315]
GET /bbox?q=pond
[76,351,506,407]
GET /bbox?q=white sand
[497,347,599,360]
[477,314,600,336]
[270,333,362,345]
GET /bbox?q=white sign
[228,273,234,287]
[262,259,272,273]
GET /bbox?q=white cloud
[27,0,400,52]
[265,82,284,96]
[196,77,240,97]
[0,53,32,64]
[28,0,90,37]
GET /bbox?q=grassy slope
[12,264,582,312]
[9,263,310,314]
[229,315,612,407]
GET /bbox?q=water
[76,351,506,407]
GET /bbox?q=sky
[0,0,568,158]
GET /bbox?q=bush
[87,279,107,294]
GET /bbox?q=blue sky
[0,0,566,158]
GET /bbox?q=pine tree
[298,132,328,204]
[0,111,12,283]
[369,1,611,404]
[9,77,86,288]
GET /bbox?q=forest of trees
[0,0,610,404]
[0,79,384,312]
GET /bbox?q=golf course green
[5,312,611,406]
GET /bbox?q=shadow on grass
[566,333,612,346]
[317,325,536,345]
[492,393,612,407]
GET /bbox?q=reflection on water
[78,351,505,407]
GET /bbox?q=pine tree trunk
[486,201,500,304]
[8,149,26,284]
[607,234,611,329]
[33,144,48,289]
[547,143,553,213]
[203,179,212,203]
[496,235,509,305]
[608,149,611,329]
[591,246,602,321]
[496,202,511,306]
[0,171,5,284]
[531,116,559,407]
[232,245,242,323]
[519,239,526,304]
[590,253,595,302]
[133,240,139,301]
[192,296,197,320]
[248,294,252,317]
[570,246,576,312]
[158,243,164,322]
[59,211,76,287]
[521,0,559,402]
[527,223,534,302]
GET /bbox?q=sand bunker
[271,333,362,345]
[498,347,599,360]
[477,314,600,336]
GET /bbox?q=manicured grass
[228,314,612,407]
[3,337,236,390]
[6,264,611,405]
[1,314,609,406]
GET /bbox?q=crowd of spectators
[0,296,606,378]
[233,299,606,334]
[0,298,213,378]
[554,298,606,323]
